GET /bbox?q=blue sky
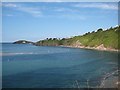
[2,2,118,42]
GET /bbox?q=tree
[61,38,66,40]
[97,28,103,32]
[88,32,90,34]
[91,31,95,33]
[49,38,52,40]
[84,32,90,35]
[53,38,57,40]
[109,27,113,30]
[46,38,49,40]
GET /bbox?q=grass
[36,26,120,49]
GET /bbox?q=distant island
[13,26,120,51]
[13,40,34,44]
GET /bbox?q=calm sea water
[2,43,118,88]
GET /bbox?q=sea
[1,43,118,88]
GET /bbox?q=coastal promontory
[35,26,120,51]
[13,26,120,51]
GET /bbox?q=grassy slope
[36,26,120,49]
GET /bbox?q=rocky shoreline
[13,40,119,52]
[99,70,119,88]
[60,44,119,52]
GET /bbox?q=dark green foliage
[97,28,103,32]
[91,31,95,33]
[36,26,120,49]
[13,40,33,44]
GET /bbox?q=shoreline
[99,70,119,88]
[60,45,119,52]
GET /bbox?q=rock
[96,44,107,50]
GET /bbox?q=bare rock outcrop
[96,44,107,50]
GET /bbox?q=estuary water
[1,43,118,88]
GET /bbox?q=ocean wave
[0,52,38,56]
[0,51,66,56]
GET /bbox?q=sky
[2,0,120,2]
[2,2,118,42]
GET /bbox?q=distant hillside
[35,26,120,51]
[13,40,34,44]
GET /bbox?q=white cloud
[2,3,42,17]
[3,3,17,7]
[73,3,118,10]
[58,14,86,20]
[2,0,120,2]
[54,7,78,13]
[6,14,14,16]
[17,6,42,17]
[40,0,62,2]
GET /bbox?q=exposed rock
[96,44,107,50]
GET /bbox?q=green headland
[14,26,120,51]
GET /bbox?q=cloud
[40,0,62,2]
[6,14,14,16]
[17,6,42,17]
[73,3,118,10]
[57,14,86,20]
[2,3,17,7]
[53,7,79,13]
[2,3,42,17]
[2,0,119,2]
